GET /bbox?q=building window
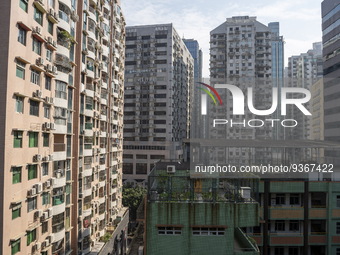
[29,100,39,116]
[15,96,24,113]
[12,203,21,220]
[192,227,225,236]
[13,131,23,148]
[55,80,67,99]
[32,37,42,55]
[16,60,25,79]
[11,238,20,255]
[45,76,52,91]
[28,132,38,147]
[42,221,48,234]
[34,7,43,25]
[28,165,38,180]
[290,194,300,205]
[42,192,50,205]
[158,226,182,235]
[275,220,285,231]
[289,221,299,231]
[289,247,299,255]
[26,228,36,246]
[27,196,37,213]
[44,104,50,118]
[19,0,28,12]
[12,167,22,184]
[18,26,26,45]
[48,20,53,35]
[337,195,340,208]
[43,133,49,147]
[46,49,52,62]
[30,69,40,85]
[276,194,285,205]
[337,222,340,234]
[42,162,49,176]
[274,247,284,255]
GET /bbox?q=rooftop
[148,161,259,203]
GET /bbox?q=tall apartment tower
[72,0,128,254]
[123,24,194,185]
[209,16,274,165]
[322,0,340,157]
[183,39,203,138]
[268,22,284,140]
[0,0,127,254]
[286,43,323,140]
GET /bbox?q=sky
[121,0,323,77]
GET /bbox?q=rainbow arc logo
[197,82,223,115]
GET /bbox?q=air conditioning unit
[33,242,41,251]
[42,211,49,221]
[56,172,61,178]
[35,210,43,218]
[35,183,43,193]
[46,64,53,72]
[167,165,176,173]
[50,177,56,186]
[78,172,83,178]
[42,239,50,248]
[49,8,54,16]
[45,96,53,104]
[50,123,55,130]
[33,154,42,162]
[36,57,44,66]
[80,130,85,134]
[47,208,53,217]
[48,234,54,244]
[33,90,42,98]
[43,122,51,130]
[43,180,51,190]
[34,26,41,34]
[79,193,83,199]
[52,66,58,74]
[28,187,37,197]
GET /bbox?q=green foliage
[100,232,112,243]
[122,184,146,220]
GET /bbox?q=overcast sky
[121,0,322,77]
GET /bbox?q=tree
[122,184,147,221]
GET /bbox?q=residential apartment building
[0,0,127,254]
[268,22,284,140]
[286,43,323,141]
[183,39,203,138]
[123,24,194,185]
[209,16,275,164]
[138,161,260,255]
[248,179,340,255]
[73,0,128,254]
[310,78,324,141]
[322,0,340,157]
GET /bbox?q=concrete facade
[122,24,194,186]
[0,0,128,254]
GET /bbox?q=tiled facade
[0,0,127,254]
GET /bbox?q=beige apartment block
[0,0,128,254]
